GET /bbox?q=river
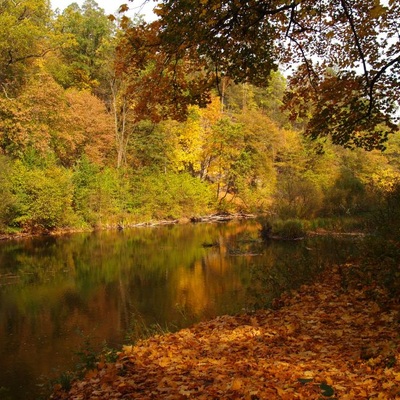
[0,220,361,399]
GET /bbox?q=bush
[10,162,77,231]
[370,181,400,239]
[0,155,17,231]
[258,217,273,240]
[130,170,214,220]
[73,160,135,227]
[273,175,323,219]
[273,219,305,239]
[322,169,368,216]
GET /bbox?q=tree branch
[368,54,400,116]
[340,0,370,88]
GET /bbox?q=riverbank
[50,263,400,399]
[0,213,257,242]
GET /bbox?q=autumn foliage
[120,0,400,150]
[51,264,400,399]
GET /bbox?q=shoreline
[50,263,400,399]
[0,212,258,242]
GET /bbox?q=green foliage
[101,343,119,363]
[0,155,17,231]
[307,217,367,233]
[52,0,115,92]
[130,170,214,220]
[0,0,53,92]
[73,161,132,227]
[52,336,118,394]
[340,237,400,299]
[271,219,306,240]
[74,333,98,373]
[274,175,324,219]
[322,169,367,216]
[370,181,400,239]
[258,217,273,240]
[54,371,74,392]
[72,157,100,226]
[10,161,76,231]
[130,121,172,170]
[259,217,306,240]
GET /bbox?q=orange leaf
[231,378,243,390]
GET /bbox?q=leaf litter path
[51,265,400,399]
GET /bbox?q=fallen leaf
[231,378,243,390]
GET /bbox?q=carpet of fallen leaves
[51,265,400,399]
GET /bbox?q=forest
[1,1,399,398]
[0,0,399,238]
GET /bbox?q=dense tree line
[0,0,399,234]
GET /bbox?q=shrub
[273,175,323,219]
[73,160,134,227]
[0,155,17,231]
[322,169,367,216]
[130,170,213,220]
[10,162,76,231]
[272,219,306,240]
[258,217,273,240]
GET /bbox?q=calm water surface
[0,220,361,399]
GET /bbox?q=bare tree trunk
[111,78,130,169]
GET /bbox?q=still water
[0,220,360,399]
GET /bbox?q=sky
[50,0,157,20]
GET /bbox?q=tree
[0,0,54,94]
[114,17,212,123]
[0,66,114,167]
[121,0,399,149]
[62,88,115,166]
[52,0,115,94]
[162,108,204,176]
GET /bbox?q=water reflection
[0,221,360,399]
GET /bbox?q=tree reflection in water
[0,221,359,399]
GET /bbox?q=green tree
[234,109,281,211]
[0,0,54,94]
[129,121,172,171]
[272,129,327,218]
[130,170,213,220]
[73,159,135,226]
[223,71,288,127]
[52,0,115,93]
